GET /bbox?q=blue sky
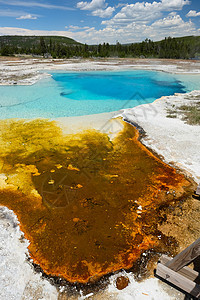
[0,0,199,44]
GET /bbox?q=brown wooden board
[166,238,200,272]
[156,263,200,299]
[160,255,200,283]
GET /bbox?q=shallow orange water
[0,119,191,283]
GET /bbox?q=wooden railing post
[165,238,200,272]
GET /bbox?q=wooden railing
[156,238,200,299]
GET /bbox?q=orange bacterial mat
[0,118,191,283]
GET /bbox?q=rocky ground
[1,57,200,85]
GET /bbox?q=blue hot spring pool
[0,70,199,119]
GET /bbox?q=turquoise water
[0,70,199,119]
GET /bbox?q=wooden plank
[196,184,200,196]
[156,263,200,298]
[160,255,200,282]
[165,238,200,272]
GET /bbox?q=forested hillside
[0,35,200,59]
[0,36,81,57]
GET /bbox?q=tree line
[0,36,199,59]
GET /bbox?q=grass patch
[166,102,200,125]
[179,105,191,111]
[184,95,200,101]
[166,109,177,119]
[166,114,177,118]
[181,105,200,125]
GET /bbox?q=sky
[0,0,200,44]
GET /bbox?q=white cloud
[0,27,73,37]
[0,0,75,11]
[0,0,195,45]
[161,0,190,11]
[168,11,178,16]
[0,15,198,45]
[0,8,39,19]
[77,0,106,10]
[0,9,25,17]
[186,10,200,17]
[0,0,196,44]
[92,7,115,18]
[77,0,114,18]
[144,14,196,40]
[115,3,128,9]
[103,3,161,26]
[65,25,90,31]
[102,0,190,27]
[152,14,186,28]
[76,15,197,44]
[16,14,37,20]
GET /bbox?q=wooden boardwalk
[156,238,200,299]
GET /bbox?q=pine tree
[40,37,46,55]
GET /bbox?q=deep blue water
[0,70,196,119]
